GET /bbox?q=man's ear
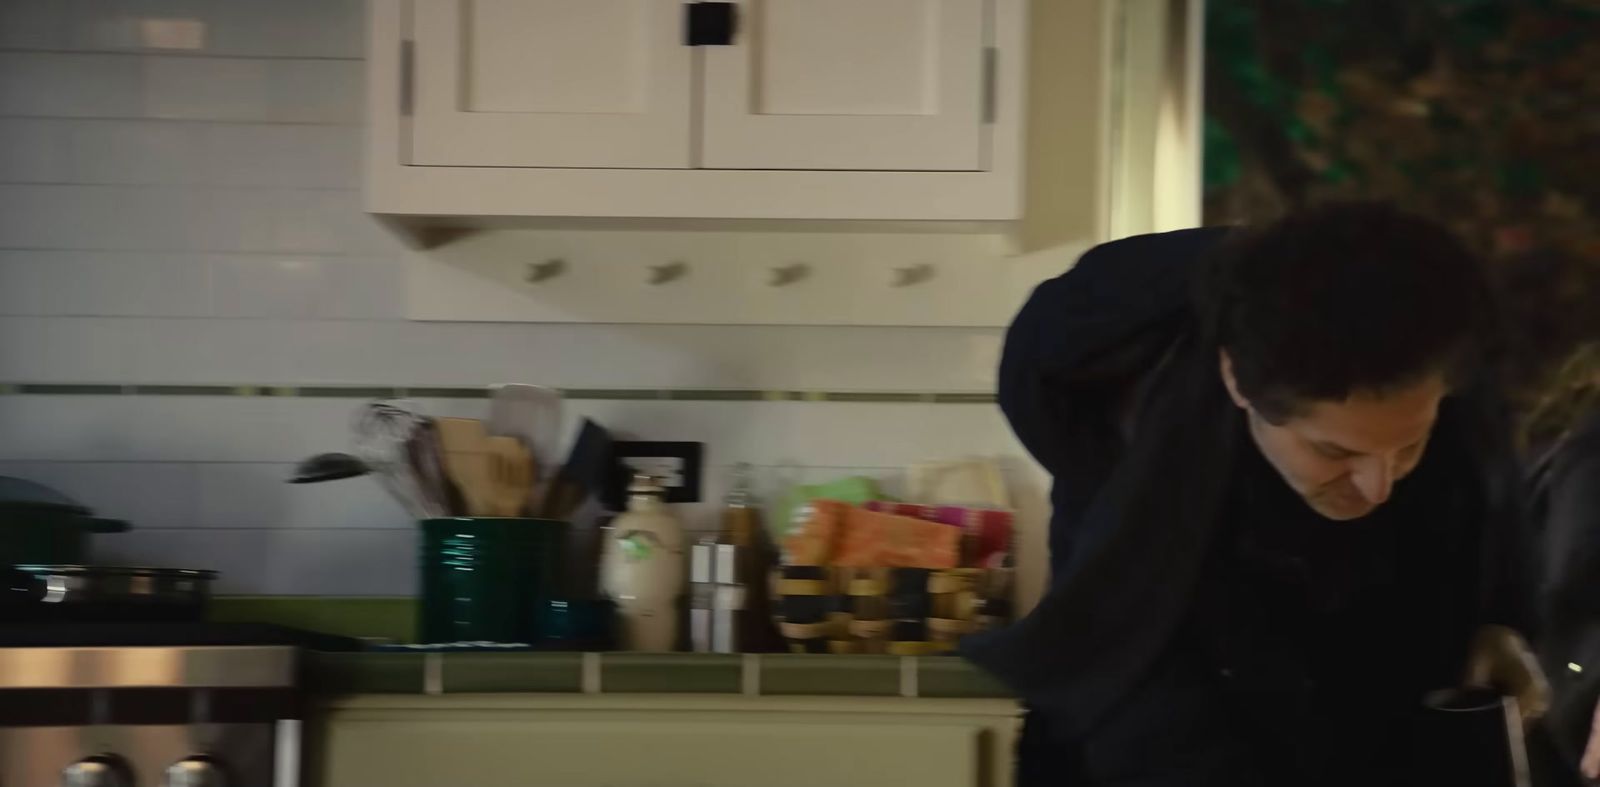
[1218,349,1251,410]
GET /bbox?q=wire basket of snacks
[772,499,1013,655]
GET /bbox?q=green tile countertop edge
[302,652,1012,699]
[211,596,417,643]
[215,597,1011,699]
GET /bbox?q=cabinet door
[408,0,693,169]
[700,0,989,171]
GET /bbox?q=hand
[1463,624,1552,722]
[1582,697,1600,781]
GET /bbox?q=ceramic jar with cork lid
[601,474,685,651]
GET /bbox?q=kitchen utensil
[488,384,563,509]
[539,419,618,520]
[485,435,535,517]
[287,452,370,484]
[0,565,216,623]
[436,417,493,516]
[353,400,434,518]
[0,476,130,565]
[406,418,459,517]
[417,517,569,644]
[1415,687,1531,786]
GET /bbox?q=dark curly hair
[1196,201,1494,423]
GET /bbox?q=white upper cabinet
[366,0,1041,222]
[699,0,987,171]
[409,0,693,168]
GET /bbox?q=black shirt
[1193,413,1417,784]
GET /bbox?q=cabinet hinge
[399,39,415,116]
[982,46,998,124]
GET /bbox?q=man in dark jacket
[964,203,1539,785]
[1527,410,1600,786]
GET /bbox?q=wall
[0,0,1054,607]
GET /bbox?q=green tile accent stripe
[17,383,125,395]
[305,652,426,695]
[0,382,995,404]
[210,596,417,643]
[130,385,247,396]
[917,656,1012,698]
[300,652,1013,698]
[820,392,931,403]
[398,386,490,399]
[601,653,743,694]
[930,393,999,404]
[443,652,584,693]
[294,386,401,399]
[760,654,903,696]
[663,389,766,402]
[561,388,669,400]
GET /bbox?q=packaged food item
[776,476,883,544]
[780,499,849,565]
[862,501,1014,568]
[833,506,959,569]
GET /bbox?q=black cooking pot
[0,476,130,565]
[0,565,216,623]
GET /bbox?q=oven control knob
[61,754,134,787]
[163,756,227,787]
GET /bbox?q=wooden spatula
[435,417,492,516]
[485,435,536,517]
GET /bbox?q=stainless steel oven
[1,637,308,787]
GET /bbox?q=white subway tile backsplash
[142,56,359,123]
[0,119,356,188]
[318,257,404,320]
[0,257,47,314]
[0,0,1033,599]
[0,185,377,254]
[204,0,365,59]
[0,251,211,317]
[142,55,270,121]
[0,53,145,117]
[17,461,199,529]
[195,462,410,530]
[64,0,211,52]
[0,395,138,462]
[115,396,356,463]
[0,316,132,380]
[93,527,418,595]
[265,59,362,123]
[210,256,323,318]
[63,119,208,185]
[0,185,170,250]
[202,124,359,188]
[0,0,70,49]
[0,119,71,183]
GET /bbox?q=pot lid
[0,476,91,514]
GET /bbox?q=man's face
[1220,353,1445,521]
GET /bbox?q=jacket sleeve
[1535,423,1600,769]
[997,228,1227,528]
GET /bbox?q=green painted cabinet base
[310,694,1019,787]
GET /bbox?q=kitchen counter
[306,651,1013,699]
